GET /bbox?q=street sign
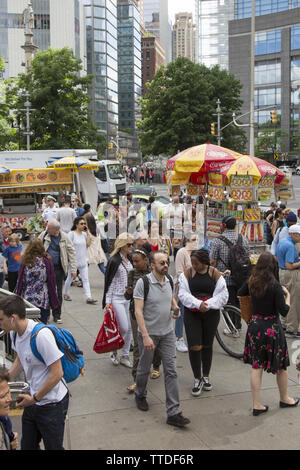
[273,153,278,160]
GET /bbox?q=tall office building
[143,0,171,63]
[82,0,119,141]
[117,0,142,132]
[235,0,300,19]
[172,12,196,62]
[132,0,144,24]
[0,0,86,79]
[195,0,235,69]
[229,3,300,156]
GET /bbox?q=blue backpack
[30,324,85,383]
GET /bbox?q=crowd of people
[0,192,300,449]
[125,166,154,185]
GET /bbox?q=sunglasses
[158,260,170,266]
[79,222,86,226]
[127,243,133,247]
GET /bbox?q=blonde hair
[9,233,20,244]
[111,233,133,257]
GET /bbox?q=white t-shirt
[68,231,88,268]
[57,207,76,233]
[42,206,58,222]
[11,320,66,406]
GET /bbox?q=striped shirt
[106,254,133,303]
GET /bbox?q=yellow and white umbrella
[47,156,100,171]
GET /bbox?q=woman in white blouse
[178,249,228,397]
[103,233,133,368]
[63,216,98,305]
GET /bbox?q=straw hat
[111,232,133,257]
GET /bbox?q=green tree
[13,48,106,154]
[138,57,246,156]
[0,56,18,150]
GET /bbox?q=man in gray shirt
[57,197,76,234]
[133,250,190,428]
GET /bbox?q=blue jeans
[98,263,106,275]
[39,308,50,324]
[0,272,4,289]
[21,392,69,450]
[175,301,185,339]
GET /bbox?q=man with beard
[133,250,190,428]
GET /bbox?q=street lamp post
[22,92,34,150]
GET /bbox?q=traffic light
[210,122,216,136]
[108,142,114,150]
[270,109,277,124]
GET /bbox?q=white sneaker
[176,337,188,353]
[223,328,240,338]
[192,378,204,397]
[120,356,133,368]
[110,351,119,366]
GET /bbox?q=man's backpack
[219,234,251,289]
[142,274,174,302]
[30,324,84,383]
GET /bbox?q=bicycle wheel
[216,304,247,359]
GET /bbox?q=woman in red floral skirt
[238,252,299,416]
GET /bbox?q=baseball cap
[286,212,297,223]
[222,216,236,229]
[289,224,300,234]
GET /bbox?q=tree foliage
[138,57,246,157]
[13,48,106,154]
[0,56,18,150]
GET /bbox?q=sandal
[64,295,72,301]
[151,369,160,379]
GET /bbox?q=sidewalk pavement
[9,263,300,450]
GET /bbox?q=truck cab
[94,160,126,201]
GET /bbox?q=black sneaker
[167,412,190,428]
[135,395,149,412]
[202,376,212,391]
[192,378,203,397]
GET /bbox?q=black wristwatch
[33,394,40,402]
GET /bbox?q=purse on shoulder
[238,295,253,323]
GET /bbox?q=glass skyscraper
[229,2,300,155]
[82,0,119,140]
[143,0,171,63]
[235,0,300,19]
[117,0,141,132]
[195,0,235,70]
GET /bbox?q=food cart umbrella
[47,156,100,170]
[167,143,242,173]
[0,166,10,174]
[218,154,285,185]
[166,143,243,185]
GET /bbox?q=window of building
[255,29,281,55]
[291,26,300,50]
[255,87,281,107]
[254,61,281,85]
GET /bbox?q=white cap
[289,224,300,234]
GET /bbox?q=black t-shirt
[238,281,289,318]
